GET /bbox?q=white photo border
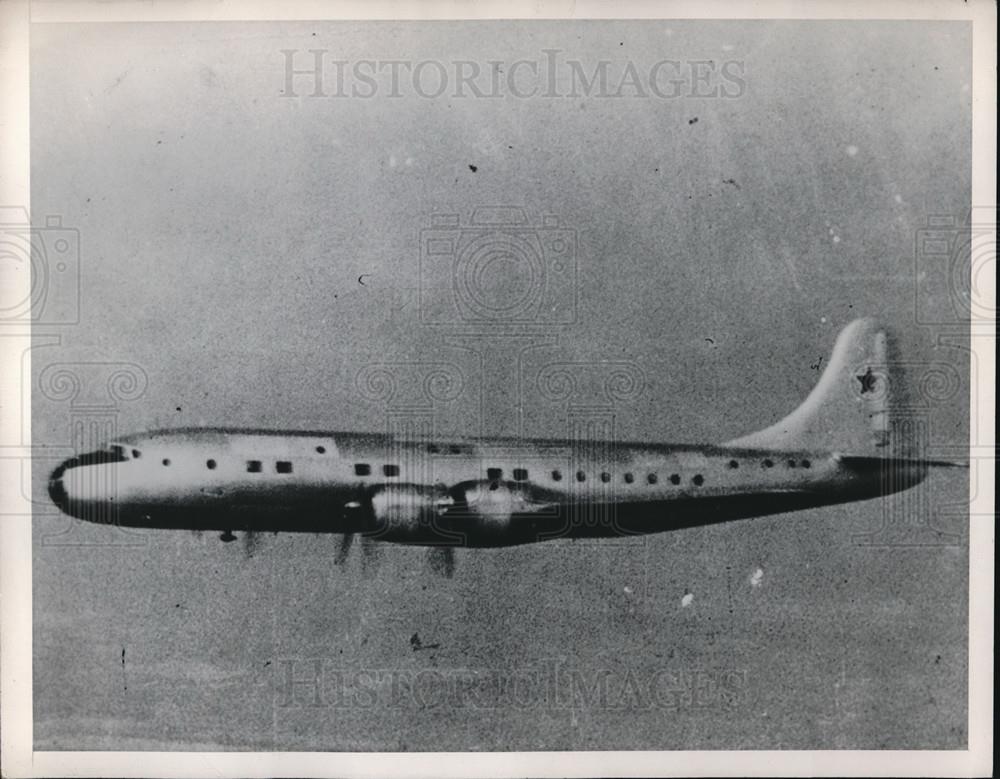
[1,1,994,777]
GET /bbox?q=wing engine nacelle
[366,480,541,544]
[445,480,539,542]
[367,483,455,542]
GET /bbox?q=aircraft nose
[46,454,124,524]
[48,460,72,514]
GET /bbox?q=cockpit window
[75,446,129,466]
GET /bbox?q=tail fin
[724,318,918,457]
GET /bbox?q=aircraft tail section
[724,318,921,457]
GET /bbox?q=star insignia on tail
[856,367,879,395]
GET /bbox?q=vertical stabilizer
[724,318,917,457]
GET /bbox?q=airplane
[47,318,965,571]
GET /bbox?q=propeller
[243,530,259,558]
[333,532,380,573]
[360,534,380,572]
[334,532,355,565]
[426,546,456,578]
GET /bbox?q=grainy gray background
[32,20,970,750]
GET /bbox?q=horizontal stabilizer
[836,454,969,469]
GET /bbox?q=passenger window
[162,458,171,466]
[647,473,658,484]
[487,467,503,481]
[787,459,796,468]
[692,474,704,486]
[206,459,217,470]
[728,459,739,469]
[600,472,611,483]
[316,446,326,454]
[551,470,563,481]
[247,460,262,473]
[355,463,371,476]
[624,472,635,484]
[762,459,774,468]
[512,468,528,481]
[576,470,586,482]
[801,459,811,469]
[428,444,440,454]
[276,461,293,474]
[383,464,400,477]
[670,474,681,485]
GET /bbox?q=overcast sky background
[32,20,970,750]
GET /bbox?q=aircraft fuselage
[48,428,926,547]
